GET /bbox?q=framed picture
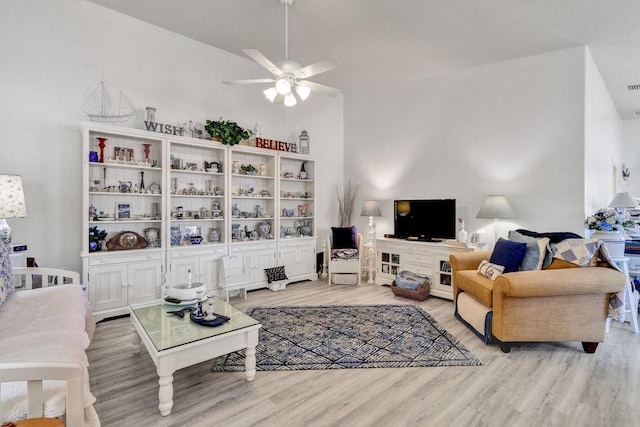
[170,155,181,170]
[114,147,134,161]
[116,203,131,220]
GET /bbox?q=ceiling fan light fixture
[284,93,297,107]
[295,85,311,101]
[263,87,278,102]
[275,78,291,95]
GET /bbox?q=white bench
[0,268,98,427]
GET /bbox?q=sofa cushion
[456,270,495,306]
[508,230,550,271]
[514,229,583,267]
[489,238,527,273]
[477,260,505,280]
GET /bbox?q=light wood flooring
[87,280,640,427]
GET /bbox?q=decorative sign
[255,137,298,153]
[144,121,184,136]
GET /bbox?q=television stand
[375,237,473,300]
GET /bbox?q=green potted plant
[204,118,250,146]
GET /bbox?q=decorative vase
[96,137,107,163]
[590,230,625,258]
[258,222,271,239]
[300,220,312,236]
[232,203,241,218]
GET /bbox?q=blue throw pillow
[489,238,527,273]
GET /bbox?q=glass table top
[130,297,260,352]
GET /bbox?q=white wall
[584,47,623,219]
[0,0,343,272]
[622,120,640,196]
[345,47,588,239]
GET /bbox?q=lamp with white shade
[609,192,639,237]
[0,174,27,244]
[0,175,27,295]
[476,195,515,242]
[360,200,382,284]
[609,192,639,210]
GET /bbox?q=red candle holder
[96,137,107,163]
[143,143,151,163]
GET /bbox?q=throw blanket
[596,243,627,323]
[550,239,626,322]
[331,248,359,260]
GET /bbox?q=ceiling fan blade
[297,80,341,97]
[294,58,340,79]
[223,78,276,85]
[243,49,283,77]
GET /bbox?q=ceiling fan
[223,0,340,106]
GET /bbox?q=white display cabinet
[82,122,318,320]
[229,145,277,244]
[168,139,227,247]
[278,155,315,239]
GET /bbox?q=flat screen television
[393,199,456,241]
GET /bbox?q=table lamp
[609,192,638,210]
[361,200,382,244]
[476,195,515,242]
[0,175,27,292]
[0,174,27,244]
[609,192,639,236]
[361,200,382,284]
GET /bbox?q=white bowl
[167,282,206,301]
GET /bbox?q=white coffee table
[129,297,261,416]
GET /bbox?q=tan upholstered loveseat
[449,250,625,353]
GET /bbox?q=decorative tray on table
[166,306,230,327]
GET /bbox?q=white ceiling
[89,0,640,119]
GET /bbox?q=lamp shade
[361,200,382,217]
[0,174,27,218]
[476,195,515,219]
[609,192,638,208]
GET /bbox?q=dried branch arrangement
[337,181,361,227]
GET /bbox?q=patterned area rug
[211,304,481,371]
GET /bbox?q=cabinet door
[253,248,276,283]
[298,244,316,276]
[127,261,162,305]
[376,245,402,284]
[279,245,300,278]
[431,254,454,299]
[200,253,224,290]
[170,256,201,284]
[88,264,127,312]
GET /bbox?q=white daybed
[0,267,100,427]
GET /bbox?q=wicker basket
[391,280,430,301]
[331,273,358,285]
